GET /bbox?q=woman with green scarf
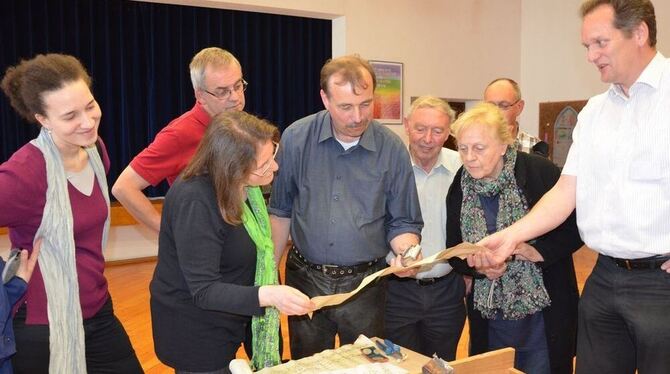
[445,103,583,374]
[150,111,315,373]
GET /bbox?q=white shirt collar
[610,51,665,97]
[410,147,461,176]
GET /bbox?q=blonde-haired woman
[446,103,582,374]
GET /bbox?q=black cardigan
[150,175,264,371]
[446,152,583,374]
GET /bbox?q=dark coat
[446,151,583,374]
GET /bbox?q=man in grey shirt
[269,55,422,359]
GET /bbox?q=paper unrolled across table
[310,242,482,311]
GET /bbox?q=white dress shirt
[563,52,670,259]
[412,148,462,278]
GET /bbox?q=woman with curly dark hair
[0,53,142,373]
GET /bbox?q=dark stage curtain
[0,0,331,197]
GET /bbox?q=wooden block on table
[449,347,518,374]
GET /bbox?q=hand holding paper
[310,242,482,311]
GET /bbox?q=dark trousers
[12,297,143,374]
[384,272,465,360]
[576,254,670,374]
[285,250,387,359]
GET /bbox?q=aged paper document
[230,336,409,374]
[311,242,481,310]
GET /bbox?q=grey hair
[189,47,241,90]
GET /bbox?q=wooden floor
[107,246,598,373]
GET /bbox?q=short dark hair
[1,54,92,123]
[580,0,657,47]
[182,111,278,225]
[319,55,376,96]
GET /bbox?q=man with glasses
[484,78,547,156]
[113,47,247,232]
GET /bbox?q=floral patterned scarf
[460,146,550,320]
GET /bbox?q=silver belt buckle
[322,264,353,276]
[321,264,337,275]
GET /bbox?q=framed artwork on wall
[539,100,587,167]
[370,60,403,123]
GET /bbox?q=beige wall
[520,0,670,137]
[338,0,523,141]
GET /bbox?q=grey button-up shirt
[269,110,423,265]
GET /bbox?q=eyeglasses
[488,98,520,111]
[202,79,248,101]
[251,141,279,177]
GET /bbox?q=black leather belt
[291,247,382,277]
[604,254,670,270]
[415,275,449,286]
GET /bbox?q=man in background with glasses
[113,47,247,233]
[484,78,548,156]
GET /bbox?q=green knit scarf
[460,146,550,320]
[241,186,281,370]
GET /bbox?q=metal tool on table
[375,338,407,361]
[360,346,389,362]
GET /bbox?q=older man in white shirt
[384,96,465,360]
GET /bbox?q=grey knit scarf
[31,128,110,373]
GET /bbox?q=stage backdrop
[0,0,331,197]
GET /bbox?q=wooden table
[236,337,523,374]
[397,344,522,374]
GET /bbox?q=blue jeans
[515,348,551,374]
[488,312,550,374]
[576,255,670,374]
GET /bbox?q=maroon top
[0,140,110,324]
